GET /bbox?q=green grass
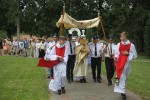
[101,60,150,100]
[0,56,49,100]
[127,61,150,100]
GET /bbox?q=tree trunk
[6,31,12,40]
[16,0,20,53]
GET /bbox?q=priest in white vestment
[73,38,90,83]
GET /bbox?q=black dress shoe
[47,76,50,79]
[97,79,101,83]
[82,78,87,83]
[57,90,61,95]
[61,87,66,94]
[71,78,73,82]
[68,80,71,83]
[108,82,112,86]
[80,79,83,83]
[121,93,126,100]
[93,79,96,83]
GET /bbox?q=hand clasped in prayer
[122,50,129,56]
[57,56,64,61]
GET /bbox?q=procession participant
[73,38,90,83]
[65,34,76,83]
[114,32,137,99]
[103,35,116,86]
[44,37,53,78]
[6,38,12,55]
[3,39,8,55]
[23,38,28,57]
[39,39,46,58]
[48,36,68,95]
[12,38,18,55]
[88,38,93,65]
[48,33,58,79]
[19,39,24,56]
[30,39,36,58]
[35,39,40,58]
[0,38,4,56]
[89,36,103,83]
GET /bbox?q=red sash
[37,45,66,68]
[116,42,131,79]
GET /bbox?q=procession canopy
[56,12,100,29]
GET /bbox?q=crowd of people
[0,38,28,56]
[0,31,137,100]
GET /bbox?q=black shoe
[93,79,96,83]
[121,93,126,100]
[83,78,87,83]
[71,78,73,82]
[61,87,66,94]
[57,90,61,95]
[108,82,112,86]
[116,78,119,86]
[80,79,83,83]
[97,79,101,83]
[47,76,50,79]
[68,80,71,83]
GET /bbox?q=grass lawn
[101,57,150,100]
[0,56,49,100]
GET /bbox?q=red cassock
[115,42,131,79]
[37,45,66,68]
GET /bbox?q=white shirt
[31,42,36,48]
[65,41,76,55]
[104,43,117,58]
[13,41,18,46]
[48,41,56,49]
[44,41,55,60]
[89,43,103,58]
[36,42,41,49]
[40,42,46,50]
[75,41,80,46]
[19,41,24,49]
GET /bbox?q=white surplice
[114,40,137,93]
[48,43,68,91]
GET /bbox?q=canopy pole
[59,5,65,36]
[99,16,107,41]
[96,24,99,35]
[96,11,100,35]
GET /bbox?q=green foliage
[0,30,7,39]
[144,16,150,56]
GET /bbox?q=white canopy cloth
[56,12,100,29]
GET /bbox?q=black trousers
[66,55,76,81]
[91,57,102,80]
[105,57,115,83]
[39,49,45,58]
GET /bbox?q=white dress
[35,42,41,58]
[114,40,137,93]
